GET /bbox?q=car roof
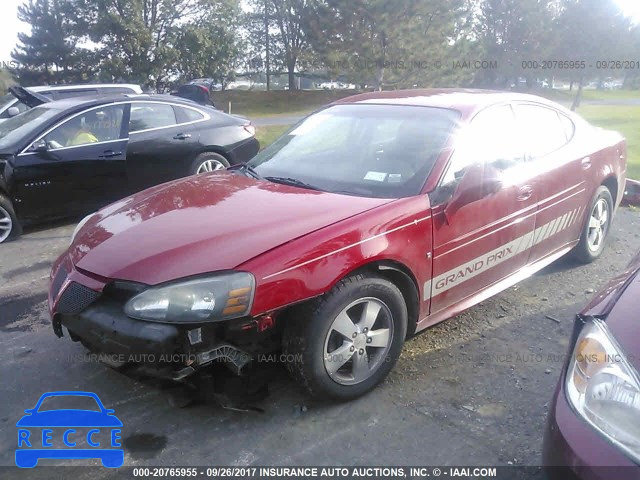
[35,93,205,112]
[333,88,570,119]
[28,83,143,94]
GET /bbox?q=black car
[0,93,259,243]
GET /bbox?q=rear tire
[572,186,613,264]
[0,194,20,243]
[283,273,407,401]
[190,152,230,175]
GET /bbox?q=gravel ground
[0,207,639,478]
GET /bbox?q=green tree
[304,0,470,90]
[244,0,310,90]
[11,0,90,85]
[172,0,243,88]
[0,70,15,94]
[473,0,557,88]
[552,0,633,108]
[75,0,240,90]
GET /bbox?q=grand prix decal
[429,206,584,297]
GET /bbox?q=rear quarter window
[175,106,206,124]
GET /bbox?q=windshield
[0,105,61,150]
[249,104,460,198]
[0,93,15,110]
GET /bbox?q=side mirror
[444,164,501,221]
[7,106,20,117]
[29,139,48,153]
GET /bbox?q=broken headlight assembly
[566,317,640,463]
[124,272,255,323]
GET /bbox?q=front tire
[0,194,20,244]
[190,152,230,175]
[283,273,407,400]
[573,186,613,264]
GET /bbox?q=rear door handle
[581,157,592,169]
[98,150,122,158]
[173,133,192,140]
[517,185,534,201]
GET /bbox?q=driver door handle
[173,133,192,140]
[98,150,122,158]
[517,185,534,201]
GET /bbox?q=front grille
[51,264,68,300]
[57,282,101,315]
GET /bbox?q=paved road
[1,208,639,477]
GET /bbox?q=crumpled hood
[582,250,640,372]
[602,253,640,372]
[70,172,392,285]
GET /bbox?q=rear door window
[129,103,177,132]
[514,104,570,159]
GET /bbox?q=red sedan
[49,89,627,400]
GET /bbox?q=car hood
[603,263,640,372]
[582,251,640,371]
[71,172,393,285]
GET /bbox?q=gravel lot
[1,207,639,477]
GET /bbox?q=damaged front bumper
[49,259,274,382]
[55,300,254,380]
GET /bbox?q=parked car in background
[543,250,640,478]
[0,93,258,243]
[49,89,625,401]
[172,80,218,107]
[0,84,142,123]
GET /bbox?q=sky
[1,0,639,63]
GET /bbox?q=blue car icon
[16,391,123,468]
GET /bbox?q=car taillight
[244,124,256,136]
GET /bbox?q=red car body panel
[49,89,627,346]
[238,196,433,318]
[68,173,393,285]
[580,250,640,371]
[543,253,640,477]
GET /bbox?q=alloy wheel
[323,297,394,386]
[587,198,609,252]
[0,205,12,243]
[196,159,226,174]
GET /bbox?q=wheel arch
[335,259,420,338]
[196,146,232,164]
[601,175,618,207]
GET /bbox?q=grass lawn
[577,105,640,180]
[542,88,640,103]
[213,90,358,117]
[256,125,290,149]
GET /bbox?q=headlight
[70,213,95,245]
[566,317,640,462]
[124,272,255,323]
